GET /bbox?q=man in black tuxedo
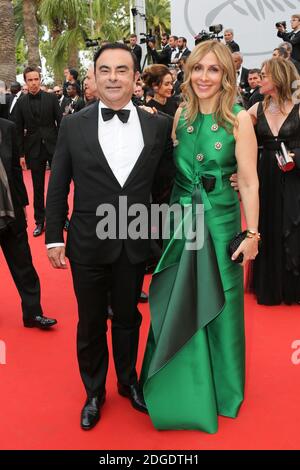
[7,82,23,122]
[277,14,300,62]
[15,67,62,237]
[232,52,249,91]
[129,34,142,72]
[0,118,57,329]
[46,43,173,430]
[148,33,172,67]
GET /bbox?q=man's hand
[20,157,27,170]
[277,24,286,33]
[47,246,68,269]
[230,173,239,191]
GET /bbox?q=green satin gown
[140,106,245,433]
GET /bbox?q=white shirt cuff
[47,243,65,249]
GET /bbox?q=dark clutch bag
[228,230,248,264]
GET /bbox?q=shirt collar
[99,99,135,123]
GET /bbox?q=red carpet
[0,170,300,450]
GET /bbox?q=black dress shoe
[33,223,44,237]
[107,305,114,320]
[139,291,148,303]
[23,315,57,329]
[81,392,106,430]
[117,383,148,414]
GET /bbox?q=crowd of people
[0,13,300,434]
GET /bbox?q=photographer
[224,28,240,53]
[148,33,172,67]
[277,14,300,62]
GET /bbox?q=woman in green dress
[140,41,259,433]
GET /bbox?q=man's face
[25,71,41,95]
[233,55,242,70]
[248,73,261,89]
[67,85,76,97]
[134,85,144,98]
[178,38,185,50]
[85,66,98,99]
[169,37,178,49]
[130,36,137,47]
[53,86,62,98]
[63,68,69,78]
[291,17,300,31]
[272,49,280,58]
[224,31,233,43]
[95,49,138,109]
[161,36,168,47]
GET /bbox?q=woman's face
[190,51,223,101]
[259,66,276,95]
[156,74,174,98]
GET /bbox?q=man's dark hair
[69,68,79,80]
[162,33,169,39]
[67,82,81,94]
[179,37,187,43]
[10,81,21,93]
[94,42,138,73]
[130,34,137,39]
[170,35,178,41]
[23,66,41,81]
[248,68,261,75]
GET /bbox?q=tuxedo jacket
[0,118,28,233]
[131,44,142,71]
[239,67,249,90]
[15,91,62,161]
[150,44,172,66]
[277,30,300,62]
[46,102,174,265]
[7,92,24,123]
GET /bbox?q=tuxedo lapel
[122,106,156,189]
[79,102,122,187]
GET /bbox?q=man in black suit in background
[7,82,23,122]
[129,34,142,72]
[0,117,57,329]
[46,43,173,430]
[224,29,240,53]
[15,67,62,237]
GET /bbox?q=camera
[194,24,223,45]
[140,30,156,46]
[85,37,101,48]
[275,21,287,28]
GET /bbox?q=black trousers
[29,144,52,225]
[70,250,145,398]
[0,224,43,321]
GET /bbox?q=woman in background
[248,58,300,305]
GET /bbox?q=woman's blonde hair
[261,58,300,113]
[181,40,238,132]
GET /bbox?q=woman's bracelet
[246,229,261,240]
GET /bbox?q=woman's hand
[231,236,259,266]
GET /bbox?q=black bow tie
[101,108,130,123]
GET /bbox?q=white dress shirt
[47,99,144,249]
[9,90,22,113]
[98,100,144,187]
